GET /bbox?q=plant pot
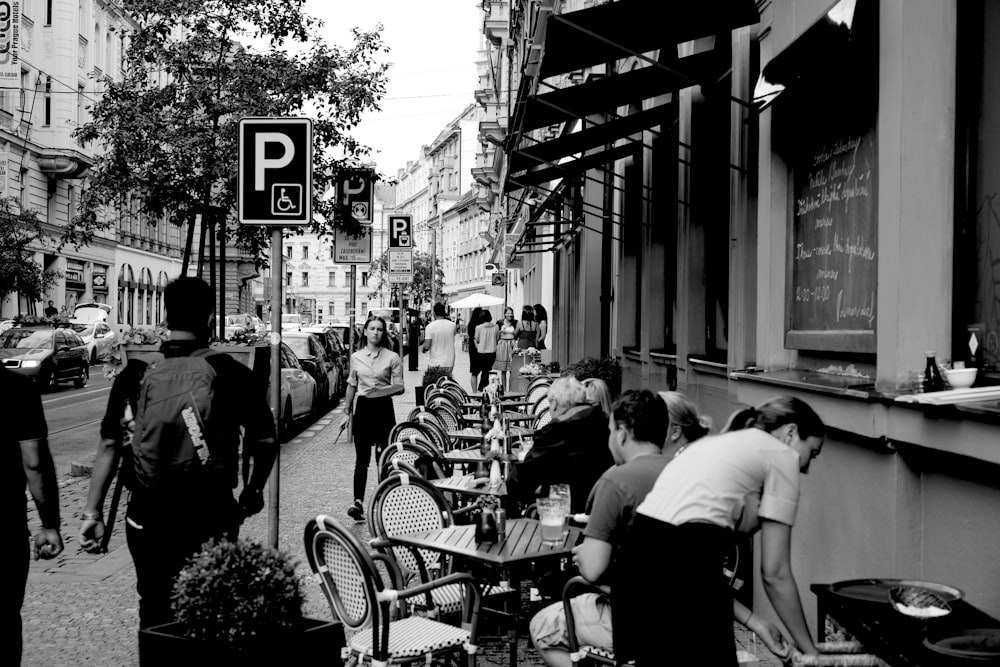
[138,617,344,666]
[122,344,162,363]
[415,384,426,406]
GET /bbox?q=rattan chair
[531,395,551,416]
[407,406,450,433]
[407,413,453,452]
[377,436,450,482]
[382,457,422,481]
[562,576,621,665]
[429,402,463,434]
[533,408,552,430]
[305,514,481,666]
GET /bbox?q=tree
[0,198,60,314]
[369,250,445,308]
[67,0,390,270]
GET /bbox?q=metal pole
[219,217,226,341]
[350,264,357,341]
[268,227,282,550]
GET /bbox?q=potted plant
[417,365,452,406]
[138,538,344,664]
[563,356,623,398]
[103,324,170,379]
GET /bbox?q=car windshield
[0,329,54,349]
[70,324,94,335]
[284,336,311,357]
[225,316,242,326]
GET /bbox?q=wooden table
[811,582,1000,666]
[461,411,538,425]
[448,426,536,445]
[432,474,507,497]
[387,519,581,667]
[466,391,526,401]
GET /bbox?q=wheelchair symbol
[271,184,302,216]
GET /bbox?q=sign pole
[350,265,357,343]
[268,226,282,550]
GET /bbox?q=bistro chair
[406,413,453,451]
[429,402,463,434]
[533,408,552,430]
[388,421,441,452]
[304,514,481,666]
[525,375,552,394]
[526,381,551,409]
[562,576,621,665]
[531,395,550,416]
[382,457,423,481]
[367,474,512,617]
[377,436,450,482]
[407,406,450,434]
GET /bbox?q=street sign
[388,214,412,249]
[238,117,313,226]
[339,169,374,225]
[388,248,413,284]
[492,273,505,286]
[507,254,524,270]
[334,227,372,264]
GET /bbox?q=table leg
[816,597,827,643]
[505,567,519,667]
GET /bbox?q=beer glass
[536,498,566,545]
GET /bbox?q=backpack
[130,349,221,490]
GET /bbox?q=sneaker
[347,500,365,522]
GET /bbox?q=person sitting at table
[613,395,825,665]
[506,376,612,514]
[582,377,613,419]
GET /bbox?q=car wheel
[90,348,98,365]
[48,366,60,389]
[74,364,89,388]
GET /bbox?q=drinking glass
[536,498,567,545]
[549,484,571,536]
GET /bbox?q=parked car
[328,321,362,353]
[282,330,340,406]
[223,313,257,340]
[301,325,349,398]
[71,302,112,325]
[367,307,407,355]
[281,313,303,331]
[0,326,89,389]
[69,321,117,364]
[275,342,316,434]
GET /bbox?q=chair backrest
[531,395,550,416]
[407,406,449,432]
[440,383,468,404]
[304,515,383,632]
[533,408,552,430]
[424,386,443,403]
[368,474,453,581]
[412,413,451,452]
[430,403,462,433]
[383,457,422,480]
[526,376,553,394]
[526,382,550,410]
[377,436,448,481]
[388,421,438,448]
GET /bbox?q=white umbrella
[449,293,505,309]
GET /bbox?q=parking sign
[339,169,374,225]
[238,117,312,226]
[388,214,412,248]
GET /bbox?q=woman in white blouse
[612,395,826,666]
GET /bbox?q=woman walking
[467,307,483,392]
[613,395,825,665]
[343,316,404,523]
[492,307,518,391]
[474,310,498,391]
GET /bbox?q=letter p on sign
[238,117,312,226]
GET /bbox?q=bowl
[944,367,978,389]
[889,586,952,619]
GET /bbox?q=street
[40,369,113,478]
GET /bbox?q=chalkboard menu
[786,122,878,353]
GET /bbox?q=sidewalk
[21,338,780,666]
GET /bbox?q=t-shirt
[424,318,457,368]
[637,429,801,529]
[99,340,276,491]
[2,367,48,533]
[584,453,671,548]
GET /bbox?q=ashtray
[889,586,952,619]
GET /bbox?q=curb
[70,460,94,477]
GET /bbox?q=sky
[306,0,482,178]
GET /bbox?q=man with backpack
[78,277,277,629]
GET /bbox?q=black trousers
[352,395,396,501]
[613,515,736,666]
[2,527,28,665]
[478,353,496,390]
[126,489,238,629]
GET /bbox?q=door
[281,344,310,416]
[53,331,70,379]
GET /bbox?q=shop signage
[92,273,107,289]
[333,226,372,264]
[0,3,20,83]
[237,117,312,225]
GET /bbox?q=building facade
[495,0,1000,628]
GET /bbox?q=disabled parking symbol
[271,184,303,216]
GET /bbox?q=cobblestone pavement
[22,338,781,666]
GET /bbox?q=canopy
[449,293,505,309]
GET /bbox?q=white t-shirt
[424,318,457,368]
[637,428,801,529]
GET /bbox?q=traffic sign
[492,273,505,286]
[238,117,312,226]
[388,214,412,248]
[388,248,413,283]
[333,227,372,264]
[339,170,374,225]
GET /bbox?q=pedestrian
[3,366,63,665]
[421,302,457,374]
[492,306,517,391]
[474,310,499,391]
[533,303,549,351]
[343,315,404,522]
[467,306,483,392]
[613,395,825,665]
[78,276,278,630]
[512,305,539,379]
[43,300,58,318]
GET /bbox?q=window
[19,70,29,110]
[360,301,368,316]
[343,301,350,316]
[76,83,84,128]
[302,272,309,287]
[46,0,53,25]
[330,246,335,259]
[286,245,292,258]
[285,271,291,286]
[302,246,309,259]
[361,271,369,287]
[328,301,336,317]
[43,76,51,126]
[328,271,336,287]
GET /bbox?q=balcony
[484,0,510,44]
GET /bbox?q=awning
[539,0,760,80]
[753,0,859,110]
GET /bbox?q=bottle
[923,351,945,392]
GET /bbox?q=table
[467,391,526,401]
[811,582,1000,666]
[432,474,507,497]
[387,519,581,667]
[448,426,535,445]
[461,411,538,425]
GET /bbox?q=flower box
[138,617,344,665]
